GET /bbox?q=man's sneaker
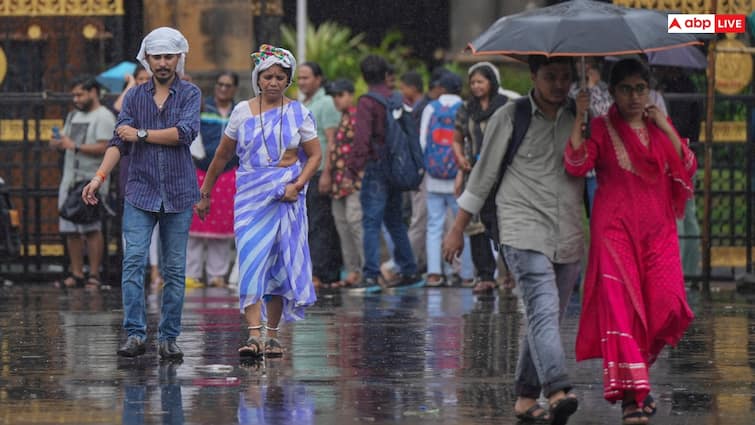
[347,277,382,294]
[388,273,425,290]
[117,336,146,357]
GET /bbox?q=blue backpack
[424,100,461,179]
[363,91,425,191]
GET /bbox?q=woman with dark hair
[186,70,240,288]
[565,58,696,424]
[452,62,512,295]
[195,45,321,359]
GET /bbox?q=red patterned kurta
[564,105,696,406]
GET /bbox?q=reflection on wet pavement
[0,285,753,424]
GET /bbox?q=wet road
[0,284,753,424]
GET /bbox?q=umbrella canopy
[96,61,137,94]
[606,46,707,69]
[469,0,702,58]
[646,46,707,69]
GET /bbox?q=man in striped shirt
[82,27,201,361]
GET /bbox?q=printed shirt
[108,77,201,213]
[330,106,363,198]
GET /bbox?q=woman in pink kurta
[564,59,695,425]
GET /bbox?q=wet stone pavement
[0,284,753,424]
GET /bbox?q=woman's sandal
[549,393,579,425]
[621,400,649,425]
[239,325,264,359]
[264,325,284,358]
[86,276,103,289]
[54,274,85,289]
[643,395,657,417]
[514,404,550,423]
[472,280,498,295]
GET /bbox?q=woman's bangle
[95,171,107,181]
[200,191,211,199]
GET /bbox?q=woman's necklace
[258,97,284,163]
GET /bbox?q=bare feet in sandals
[264,325,284,357]
[514,397,549,423]
[54,273,85,289]
[239,325,263,359]
[472,280,497,294]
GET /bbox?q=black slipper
[515,404,550,423]
[622,410,648,425]
[621,400,649,425]
[643,395,657,417]
[549,394,578,425]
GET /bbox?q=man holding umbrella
[444,55,583,424]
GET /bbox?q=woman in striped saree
[195,45,321,359]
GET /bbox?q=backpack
[363,91,425,191]
[424,100,461,179]
[479,97,532,245]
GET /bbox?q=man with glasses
[185,71,239,289]
[82,27,201,360]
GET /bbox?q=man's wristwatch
[136,128,148,143]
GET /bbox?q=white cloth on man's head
[136,27,189,77]
[250,44,296,96]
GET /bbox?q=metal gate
[0,2,135,282]
[0,93,123,282]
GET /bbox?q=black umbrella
[469,0,702,58]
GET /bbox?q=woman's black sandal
[264,325,284,358]
[621,400,649,425]
[239,325,263,359]
[643,395,657,417]
[54,274,85,289]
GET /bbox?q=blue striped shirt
[109,77,201,213]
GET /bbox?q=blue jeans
[121,202,193,342]
[426,191,473,278]
[502,245,580,399]
[360,162,417,279]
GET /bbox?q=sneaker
[347,277,382,294]
[388,273,425,290]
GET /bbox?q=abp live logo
[668,14,746,33]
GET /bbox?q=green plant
[281,21,365,86]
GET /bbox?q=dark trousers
[306,171,342,283]
[470,233,497,281]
